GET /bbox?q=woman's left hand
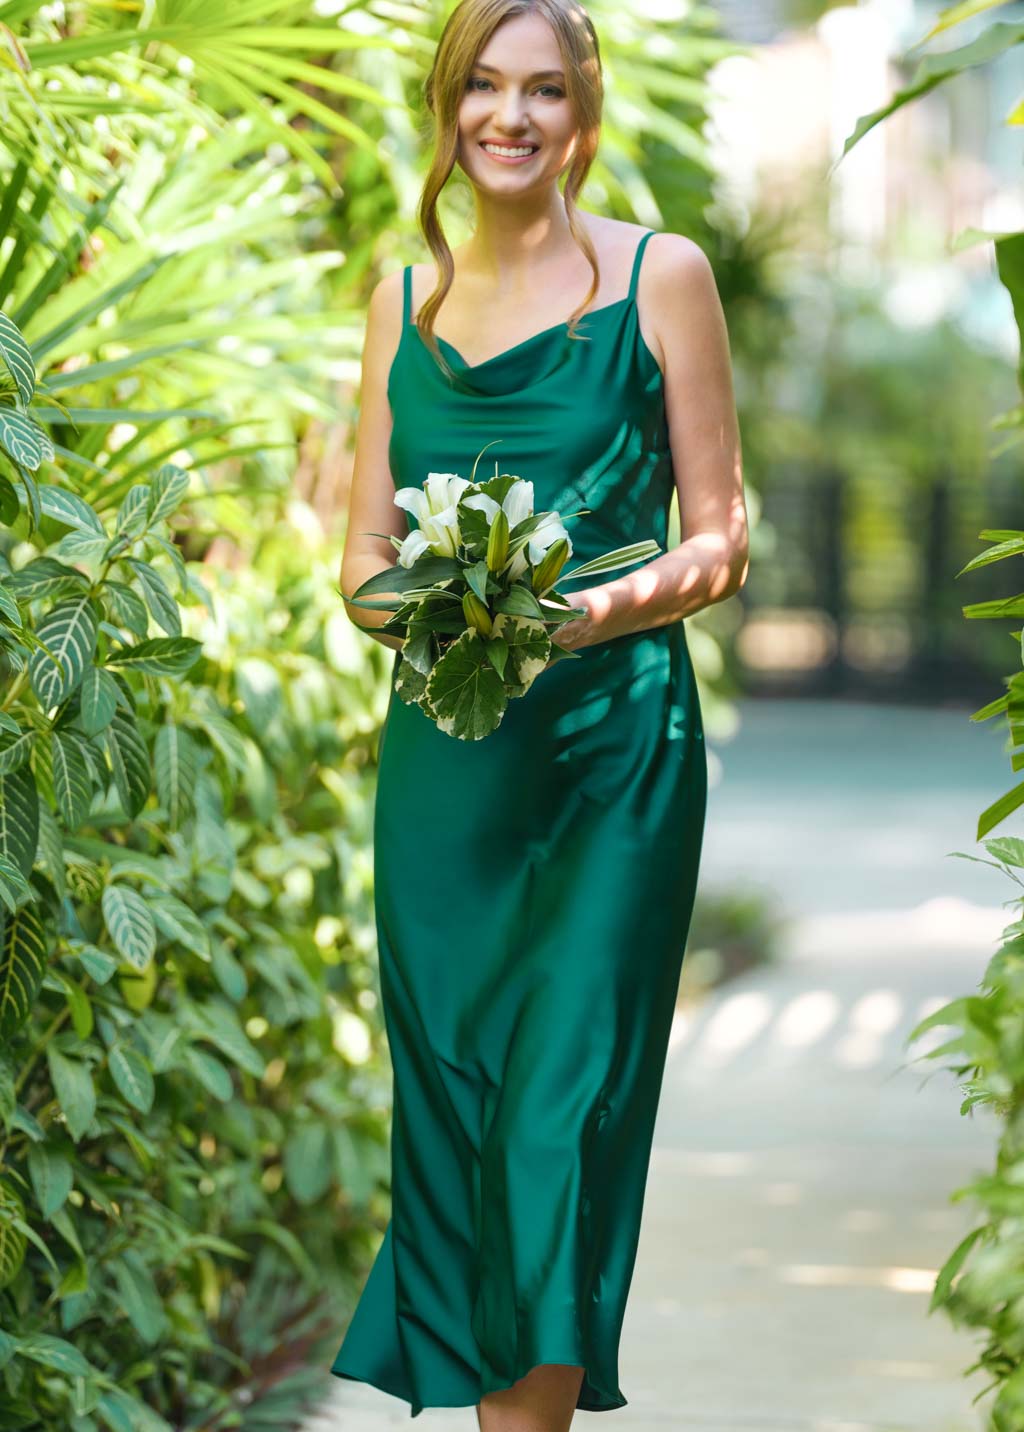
[546,592,595,663]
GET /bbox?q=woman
[333,0,748,1427]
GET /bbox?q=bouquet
[346,442,660,741]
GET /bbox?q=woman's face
[457,12,579,194]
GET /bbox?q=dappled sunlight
[780,1263,937,1294]
[668,981,960,1076]
[774,988,841,1048]
[835,988,903,1068]
[691,989,775,1063]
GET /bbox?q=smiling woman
[333,1,748,1428]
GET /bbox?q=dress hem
[329,1363,629,1417]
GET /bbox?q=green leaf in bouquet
[456,501,492,552]
[545,642,582,666]
[424,629,509,741]
[540,589,587,617]
[346,554,463,607]
[484,635,509,680]
[401,628,435,677]
[464,557,494,604]
[409,588,467,630]
[341,594,407,611]
[395,657,432,711]
[467,441,507,483]
[559,539,662,581]
[492,614,550,696]
[494,583,545,620]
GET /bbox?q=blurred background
[0,1,1021,1429]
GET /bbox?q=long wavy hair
[416,0,604,383]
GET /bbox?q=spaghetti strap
[628,230,656,301]
[402,264,412,326]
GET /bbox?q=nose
[493,88,530,131]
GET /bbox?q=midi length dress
[331,228,708,1416]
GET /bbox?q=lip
[479,140,540,164]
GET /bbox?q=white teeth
[482,143,537,157]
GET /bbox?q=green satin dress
[331,228,707,1416]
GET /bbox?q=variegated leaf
[104,708,150,817]
[105,635,199,676]
[0,904,46,1040]
[38,484,105,536]
[154,724,197,827]
[79,665,119,736]
[33,799,64,900]
[124,559,181,637]
[0,729,34,775]
[5,556,89,602]
[0,311,35,408]
[101,884,156,971]
[50,730,92,830]
[147,464,189,525]
[28,595,98,708]
[0,408,54,471]
[0,1181,27,1289]
[114,483,150,538]
[0,764,38,878]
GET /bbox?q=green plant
[0,299,392,1427]
[841,4,1024,1423]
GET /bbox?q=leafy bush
[0,307,392,1428]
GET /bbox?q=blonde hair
[416,0,604,383]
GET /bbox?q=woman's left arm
[558,234,749,650]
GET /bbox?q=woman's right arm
[339,269,408,654]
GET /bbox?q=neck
[464,193,586,286]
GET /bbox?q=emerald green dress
[331,229,707,1416]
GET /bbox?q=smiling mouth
[479,142,540,158]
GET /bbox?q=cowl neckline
[415,297,637,397]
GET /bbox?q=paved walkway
[308,699,1011,1430]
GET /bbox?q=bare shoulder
[643,231,716,293]
[637,232,725,375]
[359,267,405,386]
[366,266,404,339]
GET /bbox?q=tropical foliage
[843,3,1024,1424]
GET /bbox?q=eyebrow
[473,63,566,80]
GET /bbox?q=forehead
[473,12,563,70]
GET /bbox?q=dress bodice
[386,229,672,570]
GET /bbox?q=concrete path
[307,699,1013,1430]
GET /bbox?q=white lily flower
[426,471,473,511]
[393,473,472,562]
[396,529,432,568]
[461,491,501,523]
[527,513,572,566]
[418,503,461,557]
[502,479,534,527]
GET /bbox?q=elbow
[718,543,749,603]
[731,543,750,596]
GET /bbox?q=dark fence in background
[735,462,1022,706]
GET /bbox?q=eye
[466,76,565,98]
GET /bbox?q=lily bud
[487,507,510,572]
[463,590,493,637]
[531,537,569,595]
